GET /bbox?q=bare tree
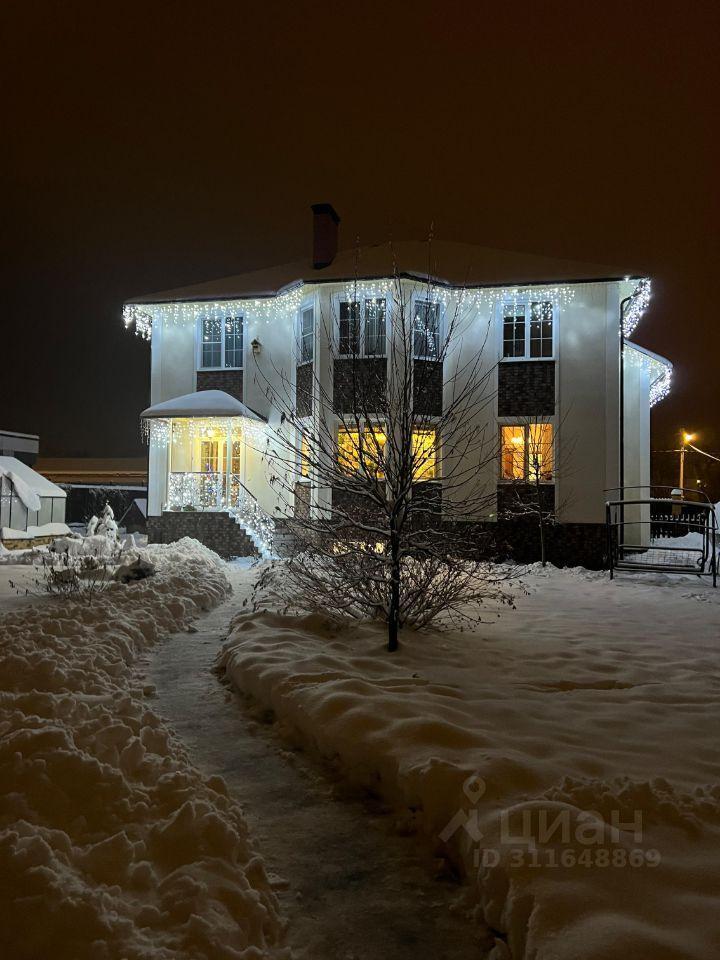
[498,414,574,566]
[252,263,513,651]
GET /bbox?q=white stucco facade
[133,271,670,535]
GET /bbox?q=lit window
[501,426,525,479]
[200,439,219,473]
[200,314,243,369]
[363,426,387,478]
[299,432,310,478]
[502,301,553,359]
[231,439,242,475]
[338,428,361,472]
[337,426,386,477]
[528,423,554,480]
[299,307,314,364]
[413,300,440,359]
[411,429,437,480]
[500,424,554,481]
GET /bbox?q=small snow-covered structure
[0,456,68,547]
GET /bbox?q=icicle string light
[625,343,672,407]
[142,417,265,447]
[124,280,578,340]
[622,277,652,338]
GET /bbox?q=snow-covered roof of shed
[140,390,265,421]
[125,241,638,304]
[0,457,67,499]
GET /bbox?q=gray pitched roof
[126,240,638,304]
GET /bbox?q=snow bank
[0,537,287,960]
[1,522,71,541]
[218,564,720,959]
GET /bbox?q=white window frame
[411,295,444,361]
[497,420,555,483]
[499,299,555,361]
[297,304,315,365]
[335,295,390,358]
[197,313,244,371]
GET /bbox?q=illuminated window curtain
[501,426,525,479]
[528,423,554,480]
[339,301,360,355]
[337,426,386,476]
[299,307,314,363]
[201,316,222,368]
[411,428,437,480]
[529,302,553,358]
[362,426,386,478]
[224,316,243,368]
[298,432,310,478]
[337,428,361,472]
[413,301,440,359]
[502,305,526,358]
[364,298,386,356]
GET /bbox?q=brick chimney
[311,203,340,269]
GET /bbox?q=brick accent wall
[294,482,310,520]
[196,370,244,401]
[496,482,555,517]
[333,358,387,413]
[447,519,607,569]
[498,361,554,416]
[296,362,313,417]
[413,360,443,416]
[147,511,256,559]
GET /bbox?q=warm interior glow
[501,423,554,481]
[412,429,437,480]
[300,433,310,478]
[501,426,525,479]
[528,423,554,481]
[337,426,386,477]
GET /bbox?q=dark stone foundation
[147,511,256,559]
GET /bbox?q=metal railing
[606,485,717,585]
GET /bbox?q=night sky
[3,2,718,473]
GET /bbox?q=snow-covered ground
[218,564,720,960]
[0,538,287,960]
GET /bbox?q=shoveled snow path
[147,561,484,960]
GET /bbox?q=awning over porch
[140,390,265,422]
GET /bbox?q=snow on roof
[140,390,265,421]
[126,240,638,305]
[0,457,66,501]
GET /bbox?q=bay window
[502,301,553,359]
[199,314,244,369]
[500,423,554,481]
[411,428,437,480]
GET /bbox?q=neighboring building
[124,205,672,564]
[0,429,39,466]
[0,456,68,549]
[36,458,148,527]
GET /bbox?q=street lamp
[679,431,697,490]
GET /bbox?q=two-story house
[124,204,671,565]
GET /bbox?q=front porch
[141,390,276,557]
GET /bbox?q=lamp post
[679,431,696,490]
